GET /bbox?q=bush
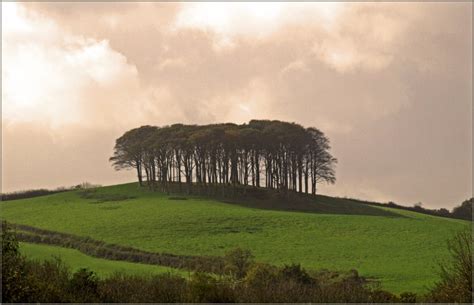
[25,258,70,302]
[224,247,254,279]
[149,273,187,302]
[187,272,235,302]
[244,263,278,288]
[278,263,314,285]
[99,273,151,302]
[428,230,473,303]
[1,222,32,302]
[241,263,292,302]
[68,268,99,302]
[399,291,417,303]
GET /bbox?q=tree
[307,127,337,194]
[110,120,338,197]
[1,221,30,302]
[109,126,157,186]
[451,198,473,221]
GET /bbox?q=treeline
[110,120,337,195]
[1,189,68,201]
[350,197,473,221]
[0,183,99,202]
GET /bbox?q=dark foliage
[1,182,101,202]
[68,268,99,302]
[168,196,188,200]
[279,263,314,285]
[78,189,135,203]
[452,198,473,221]
[1,221,32,302]
[1,188,68,201]
[99,273,187,302]
[399,291,417,303]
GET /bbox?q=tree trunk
[136,161,143,186]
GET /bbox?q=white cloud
[279,60,310,76]
[1,2,140,128]
[174,2,345,51]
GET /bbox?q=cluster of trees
[110,120,337,195]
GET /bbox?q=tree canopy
[110,120,337,195]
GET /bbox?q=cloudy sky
[1,2,472,208]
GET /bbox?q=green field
[1,183,469,293]
[19,242,187,278]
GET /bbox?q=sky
[1,2,472,209]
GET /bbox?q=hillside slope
[1,183,469,293]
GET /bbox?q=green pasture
[2,183,469,293]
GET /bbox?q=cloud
[2,2,143,129]
[311,3,414,73]
[1,2,471,208]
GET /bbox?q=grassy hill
[1,183,469,294]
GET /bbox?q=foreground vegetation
[2,223,471,303]
[1,183,469,293]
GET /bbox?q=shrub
[278,263,314,285]
[428,230,473,303]
[240,263,279,302]
[187,272,235,302]
[100,272,188,303]
[224,247,254,279]
[1,221,32,302]
[68,268,99,302]
[243,263,278,288]
[25,258,70,302]
[99,273,151,302]
[148,273,187,302]
[399,291,417,303]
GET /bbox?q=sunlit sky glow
[1,2,472,208]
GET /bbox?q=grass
[1,182,469,293]
[19,242,188,278]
